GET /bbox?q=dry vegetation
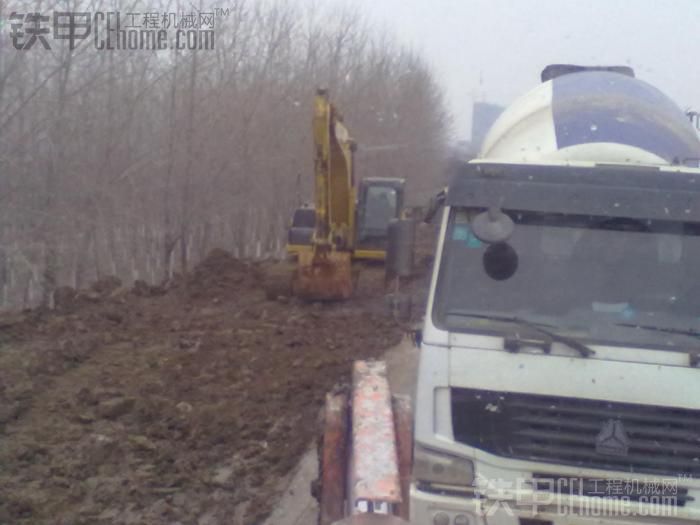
[0,0,450,310]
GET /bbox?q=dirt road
[0,250,407,525]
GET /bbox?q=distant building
[471,102,504,153]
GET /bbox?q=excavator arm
[294,89,357,300]
[312,88,356,249]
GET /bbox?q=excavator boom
[312,89,356,247]
[294,89,356,301]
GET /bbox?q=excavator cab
[287,205,316,257]
[355,178,406,260]
[286,177,406,262]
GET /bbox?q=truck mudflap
[319,392,349,525]
[392,394,413,520]
[331,515,413,525]
[317,360,413,525]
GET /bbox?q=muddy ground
[0,248,422,525]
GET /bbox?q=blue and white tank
[480,70,700,166]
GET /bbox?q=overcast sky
[351,0,700,140]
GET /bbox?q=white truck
[411,65,700,525]
[316,65,700,525]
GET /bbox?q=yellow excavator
[287,89,406,300]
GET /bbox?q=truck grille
[452,388,700,478]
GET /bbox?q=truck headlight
[413,445,475,486]
[433,512,450,525]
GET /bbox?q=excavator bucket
[293,249,353,301]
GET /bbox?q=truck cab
[411,68,700,525]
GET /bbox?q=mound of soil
[0,250,404,525]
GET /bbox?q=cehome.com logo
[474,474,684,519]
[8,10,223,50]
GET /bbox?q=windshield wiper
[615,323,700,366]
[615,322,700,338]
[446,311,595,358]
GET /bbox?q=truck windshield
[433,207,700,348]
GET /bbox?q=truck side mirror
[423,189,446,224]
[483,242,519,280]
[471,207,514,243]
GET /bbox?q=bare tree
[0,0,451,309]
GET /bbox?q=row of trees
[0,0,451,309]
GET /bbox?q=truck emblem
[596,419,630,456]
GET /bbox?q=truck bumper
[410,484,694,525]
